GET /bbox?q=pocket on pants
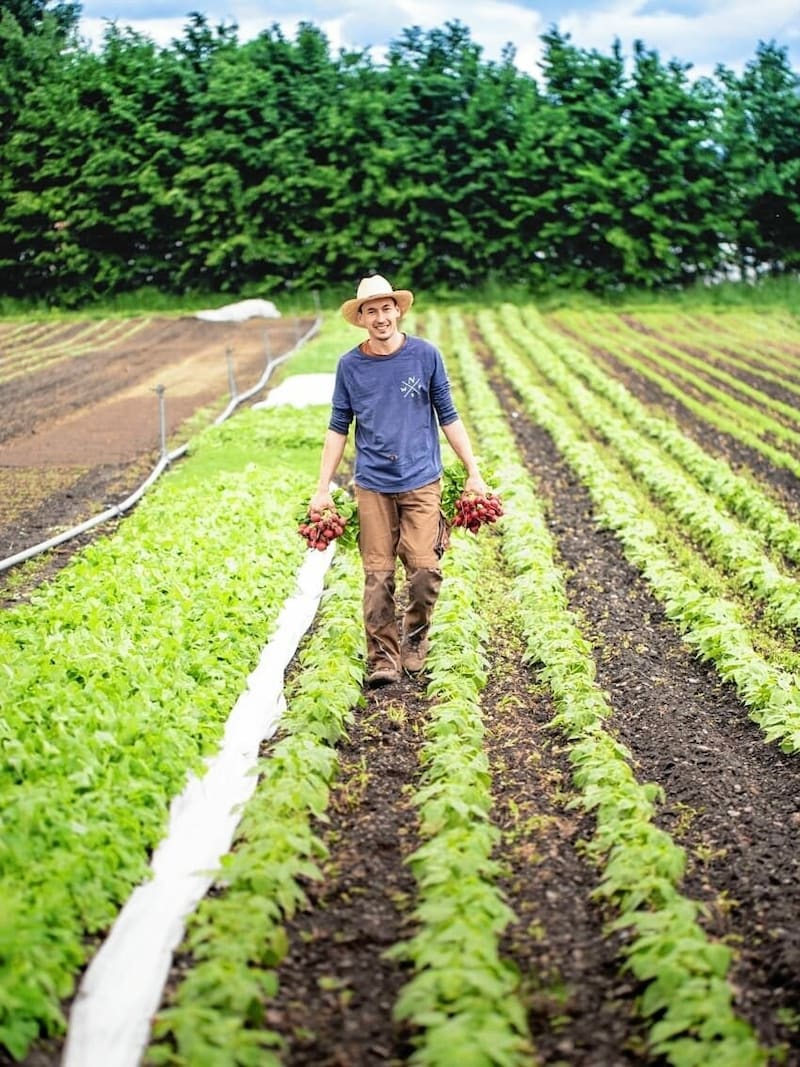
[435,510,451,559]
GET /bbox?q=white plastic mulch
[255,372,335,409]
[63,374,337,1067]
[194,298,281,321]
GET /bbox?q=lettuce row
[146,546,365,1067]
[0,406,323,1059]
[445,309,769,1067]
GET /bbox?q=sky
[76,0,800,81]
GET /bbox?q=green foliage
[1,0,79,37]
[2,299,795,1062]
[444,306,771,1065]
[147,548,365,1066]
[716,43,800,279]
[389,532,535,1065]
[0,406,322,1057]
[1,16,798,305]
[481,304,800,753]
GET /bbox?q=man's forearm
[316,429,348,492]
[442,419,480,476]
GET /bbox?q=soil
[0,314,315,604]
[549,317,800,517]
[5,309,800,1067]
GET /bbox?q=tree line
[1,1,799,306]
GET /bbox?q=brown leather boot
[366,663,400,688]
[401,634,429,674]
[400,566,440,673]
[363,570,401,686]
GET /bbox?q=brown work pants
[356,480,448,670]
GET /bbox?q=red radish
[297,506,349,550]
[452,491,504,534]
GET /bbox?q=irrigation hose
[0,317,321,574]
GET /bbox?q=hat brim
[340,289,414,326]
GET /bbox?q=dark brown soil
[261,683,425,1066]
[239,618,654,1067]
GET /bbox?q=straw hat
[340,274,414,326]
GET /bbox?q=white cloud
[560,0,799,77]
[79,13,183,46]
[76,0,799,76]
[282,1,547,74]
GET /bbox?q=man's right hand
[309,489,335,515]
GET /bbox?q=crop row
[609,308,800,376]
[553,307,800,374]
[472,308,800,753]
[3,305,796,1064]
[0,318,154,383]
[669,327,800,403]
[437,308,768,1065]
[388,531,533,1065]
[494,307,800,635]
[558,310,800,480]
[605,313,800,434]
[0,406,320,1058]
[525,309,800,566]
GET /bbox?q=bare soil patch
[0,314,314,602]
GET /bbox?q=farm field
[2,303,800,1067]
[0,312,315,595]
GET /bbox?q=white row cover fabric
[255,372,335,409]
[195,298,280,321]
[63,376,339,1067]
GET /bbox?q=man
[307,274,488,688]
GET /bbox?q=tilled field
[0,313,314,601]
[4,304,800,1067]
[179,318,800,1065]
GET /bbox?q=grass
[1,276,798,321]
[0,286,323,321]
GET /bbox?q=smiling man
[307,273,488,688]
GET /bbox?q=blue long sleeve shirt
[329,334,459,493]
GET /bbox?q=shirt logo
[401,375,422,399]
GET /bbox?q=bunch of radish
[452,491,504,534]
[297,507,349,551]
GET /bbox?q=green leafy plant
[442,306,770,1066]
[147,548,365,1065]
[387,530,535,1066]
[0,406,329,1058]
